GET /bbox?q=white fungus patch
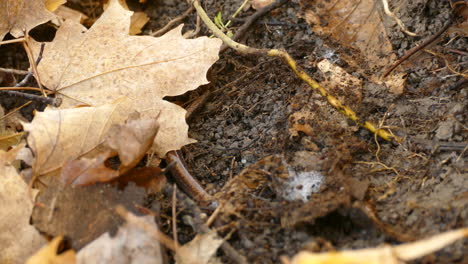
[279,168,324,202]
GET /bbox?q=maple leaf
[0,0,64,40]
[31,0,222,157]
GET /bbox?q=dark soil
[1,0,466,263]
[159,0,467,263]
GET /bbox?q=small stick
[382,17,455,78]
[0,68,29,75]
[0,38,25,45]
[116,205,180,251]
[163,184,247,264]
[22,36,47,97]
[171,184,179,250]
[381,0,417,36]
[220,0,289,53]
[151,5,194,37]
[166,150,214,202]
[0,90,61,106]
[16,43,45,87]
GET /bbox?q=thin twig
[382,17,455,77]
[163,184,247,264]
[220,0,289,52]
[0,38,25,45]
[116,205,180,251]
[0,68,29,75]
[22,36,46,97]
[0,90,61,106]
[16,43,45,87]
[172,184,179,250]
[381,0,417,36]
[0,101,32,122]
[151,5,194,37]
[192,0,400,142]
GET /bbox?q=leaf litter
[0,0,466,263]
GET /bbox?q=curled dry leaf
[23,98,134,176]
[0,0,61,40]
[0,145,46,264]
[61,117,159,186]
[31,0,222,157]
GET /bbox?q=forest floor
[1,0,466,263]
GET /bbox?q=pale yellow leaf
[0,0,57,39]
[289,228,468,264]
[26,236,76,264]
[31,0,222,157]
[175,230,224,264]
[0,145,46,264]
[23,98,134,176]
[130,12,150,35]
[44,0,66,12]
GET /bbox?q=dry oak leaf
[31,0,222,157]
[23,98,134,176]
[0,145,46,264]
[0,0,63,40]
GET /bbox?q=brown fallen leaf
[61,117,159,186]
[0,0,62,40]
[23,98,134,176]
[77,213,163,264]
[0,145,46,264]
[26,236,76,264]
[31,0,222,157]
[299,0,406,94]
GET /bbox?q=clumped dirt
[1,0,466,263]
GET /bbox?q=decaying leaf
[0,145,46,264]
[31,0,222,157]
[175,230,224,264]
[23,98,134,176]
[77,213,163,264]
[0,0,61,40]
[299,0,406,94]
[26,236,76,264]
[61,117,159,186]
[288,228,468,264]
[317,59,362,103]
